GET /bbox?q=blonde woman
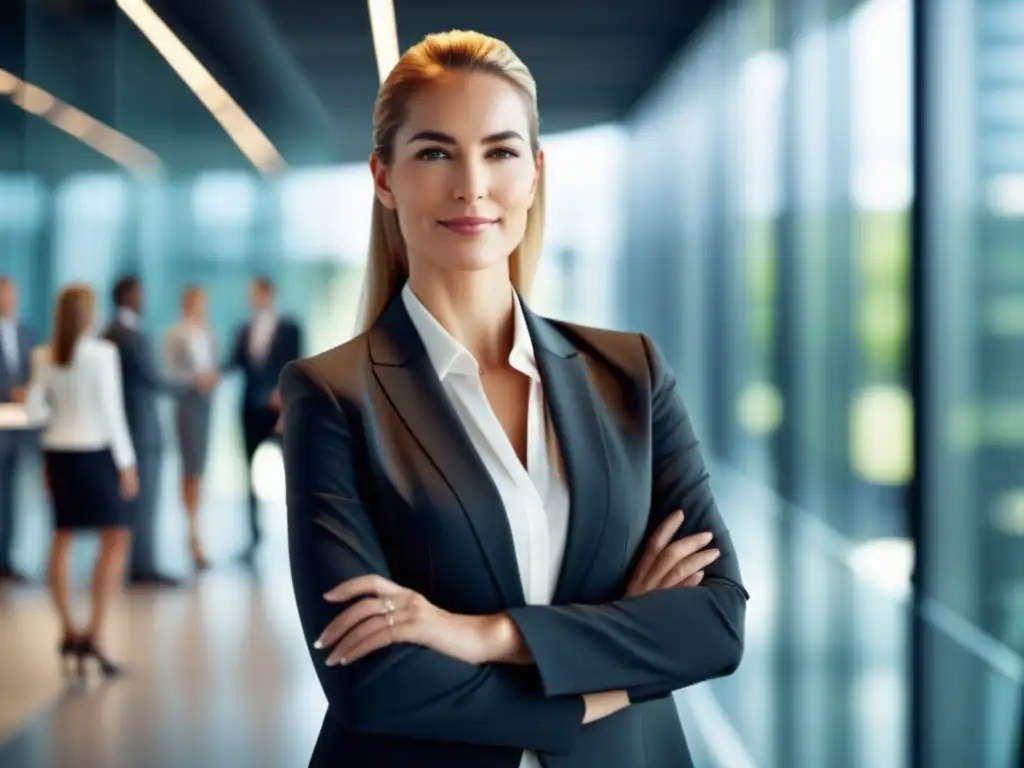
[164,285,218,570]
[28,284,138,680]
[281,31,747,767]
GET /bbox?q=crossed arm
[280,335,747,751]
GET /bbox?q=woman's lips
[439,217,498,235]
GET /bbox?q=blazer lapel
[521,305,611,605]
[369,296,527,608]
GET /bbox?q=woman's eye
[416,148,448,161]
[489,148,519,160]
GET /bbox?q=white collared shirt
[248,311,278,364]
[26,337,136,469]
[0,317,18,375]
[401,284,569,768]
[185,323,216,373]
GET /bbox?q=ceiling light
[367,0,400,84]
[116,0,285,174]
[0,69,19,95]
[0,67,160,174]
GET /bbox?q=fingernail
[710,549,721,559]
[340,657,347,666]
[313,639,323,649]
[702,532,714,543]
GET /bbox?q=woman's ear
[369,152,397,210]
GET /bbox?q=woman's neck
[407,267,516,370]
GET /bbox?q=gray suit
[103,319,190,576]
[0,321,34,572]
[164,324,216,477]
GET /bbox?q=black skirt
[45,449,129,530]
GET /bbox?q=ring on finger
[382,598,396,614]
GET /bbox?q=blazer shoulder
[280,333,371,405]
[545,319,650,374]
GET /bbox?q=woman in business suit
[28,284,138,679]
[281,30,748,768]
[164,285,218,570]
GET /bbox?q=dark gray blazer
[103,320,188,454]
[0,322,34,402]
[280,293,748,768]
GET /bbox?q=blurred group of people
[0,273,301,678]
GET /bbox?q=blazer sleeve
[505,334,747,703]
[280,362,585,753]
[221,326,245,373]
[124,332,189,395]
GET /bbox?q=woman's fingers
[656,547,721,590]
[316,596,396,650]
[681,570,704,588]
[324,574,403,604]
[325,606,408,666]
[644,532,715,589]
[626,509,684,594]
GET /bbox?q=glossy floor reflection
[0,497,328,768]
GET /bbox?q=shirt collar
[400,283,540,383]
[117,308,139,329]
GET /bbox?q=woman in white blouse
[164,285,218,571]
[27,283,138,680]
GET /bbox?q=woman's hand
[316,574,499,667]
[625,509,720,597]
[118,467,139,500]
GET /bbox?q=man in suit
[225,276,302,562]
[104,275,215,586]
[0,276,34,582]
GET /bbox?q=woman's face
[186,291,207,321]
[372,71,542,280]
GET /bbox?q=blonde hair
[357,30,546,333]
[51,283,95,366]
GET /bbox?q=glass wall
[622,0,913,765]
[920,0,1024,765]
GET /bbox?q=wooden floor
[0,452,721,768]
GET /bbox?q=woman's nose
[452,158,487,201]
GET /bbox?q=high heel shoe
[58,634,80,678]
[190,534,210,572]
[77,637,124,680]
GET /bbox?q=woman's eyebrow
[406,129,525,144]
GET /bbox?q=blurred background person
[224,276,302,563]
[0,275,35,583]
[27,284,138,679]
[163,285,218,572]
[104,274,194,587]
